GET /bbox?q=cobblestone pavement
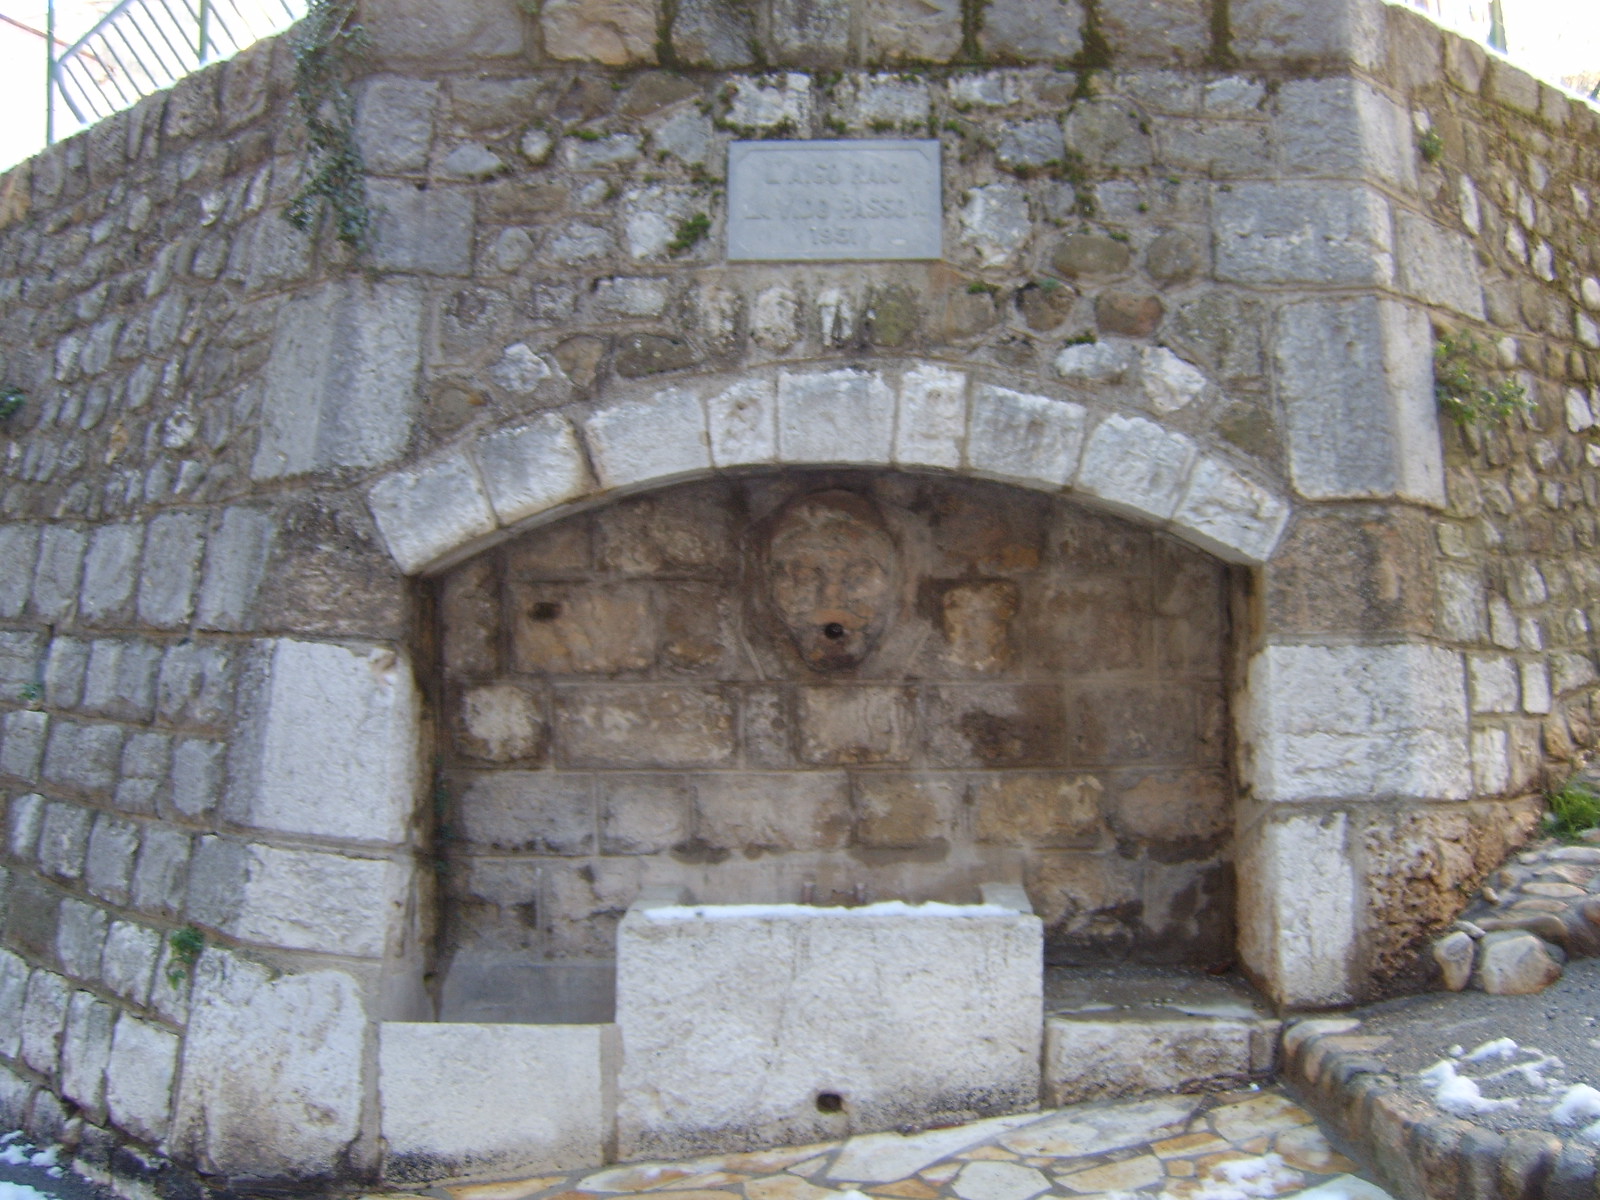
[405,1087,1391,1200]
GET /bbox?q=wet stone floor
[398,1087,1393,1200]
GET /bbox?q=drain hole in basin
[822,623,846,640]
[815,1091,844,1113]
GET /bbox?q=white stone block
[1520,660,1552,714]
[1565,388,1594,433]
[1214,182,1394,286]
[966,385,1085,490]
[1054,340,1135,385]
[1140,347,1208,414]
[1396,212,1485,319]
[252,280,423,479]
[1467,654,1519,714]
[895,365,968,470]
[1043,1016,1268,1106]
[1171,457,1290,565]
[777,369,896,465]
[1274,77,1415,191]
[1471,727,1511,794]
[616,902,1041,1159]
[60,990,116,1113]
[959,183,1032,269]
[226,639,419,844]
[1243,643,1471,802]
[1236,812,1356,1008]
[0,950,28,1058]
[585,388,712,489]
[105,1013,180,1142]
[173,953,366,1179]
[380,1022,617,1182]
[1276,297,1444,505]
[368,452,497,575]
[706,378,778,467]
[190,837,408,959]
[1076,415,1197,523]
[472,415,591,526]
[20,969,70,1076]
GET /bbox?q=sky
[0,0,1596,174]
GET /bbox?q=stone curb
[1281,1018,1600,1200]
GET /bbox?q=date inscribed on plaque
[726,139,942,262]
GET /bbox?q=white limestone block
[1471,727,1511,795]
[585,387,711,489]
[1236,812,1355,1008]
[368,451,497,575]
[105,1013,180,1142]
[1076,415,1197,522]
[1276,297,1444,505]
[706,378,778,467]
[1242,643,1471,802]
[472,415,591,526]
[189,836,408,959]
[1043,1016,1268,1106]
[252,280,423,480]
[616,901,1041,1160]
[1171,457,1290,565]
[379,1022,617,1182]
[966,384,1085,490]
[1214,182,1394,286]
[1395,211,1485,319]
[777,369,896,465]
[226,639,419,844]
[172,953,366,1178]
[895,364,968,470]
[1520,660,1552,715]
[1139,347,1208,414]
[1467,654,1519,714]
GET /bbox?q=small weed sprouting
[966,281,1001,295]
[572,127,605,142]
[1418,127,1444,164]
[166,925,206,987]
[0,387,23,421]
[18,682,42,708]
[668,212,711,256]
[1435,333,1532,427]
[1064,329,1098,346]
[1545,780,1600,842]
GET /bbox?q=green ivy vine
[283,0,374,254]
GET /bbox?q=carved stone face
[766,491,897,671]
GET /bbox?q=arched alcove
[425,468,1241,1023]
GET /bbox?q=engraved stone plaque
[727,139,942,262]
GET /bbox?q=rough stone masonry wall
[0,0,1595,1184]
[435,473,1233,982]
[1280,3,1600,996]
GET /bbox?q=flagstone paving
[398,1086,1391,1200]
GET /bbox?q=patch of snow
[1581,1120,1600,1146]
[0,1146,28,1166]
[1448,1044,1465,1058]
[0,1184,56,1200]
[1553,1085,1600,1126]
[642,901,1018,922]
[1160,1154,1301,1200]
[1420,1061,1521,1116]
[1464,1037,1520,1063]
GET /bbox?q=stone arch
[364,358,1293,577]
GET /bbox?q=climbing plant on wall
[283,0,373,253]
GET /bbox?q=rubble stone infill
[1431,831,1600,994]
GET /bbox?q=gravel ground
[1347,956,1600,1137]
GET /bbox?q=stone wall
[435,473,1234,991]
[0,0,1596,1184]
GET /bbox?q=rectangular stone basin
[615,886,1043,1160]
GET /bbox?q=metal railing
[46,0,304,144]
